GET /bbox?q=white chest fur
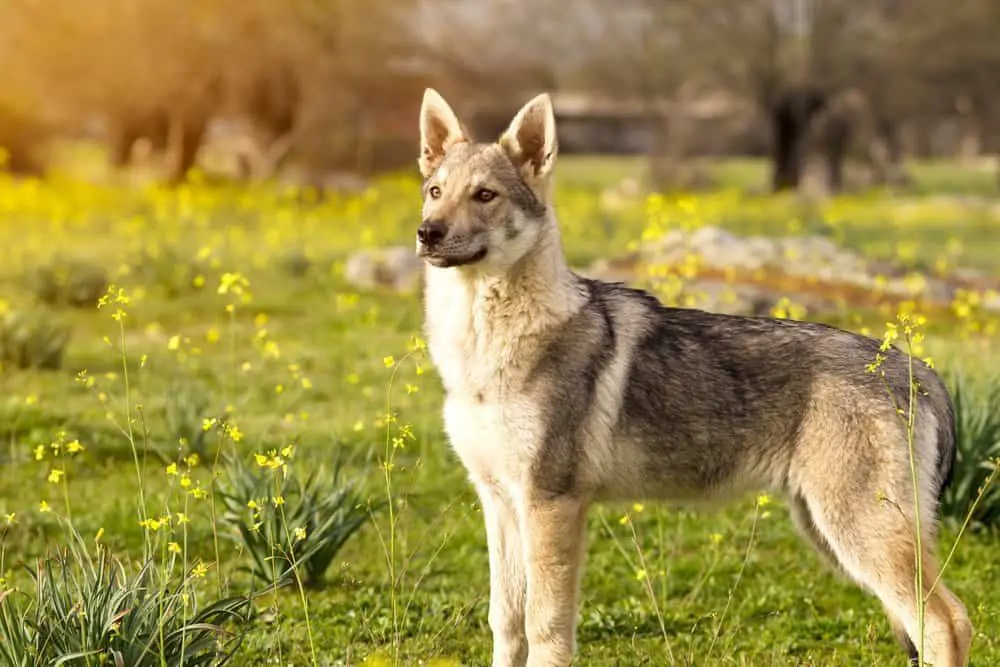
[423,262,582,486]
[441,393,540,487]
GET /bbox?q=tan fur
[416,89,972,667]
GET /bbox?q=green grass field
[1,154,998,665]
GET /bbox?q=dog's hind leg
[793,473,972,667]
[790,495,919,665]
[788,494,846,574]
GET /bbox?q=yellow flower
[66,439,84,454]
[383,355,395,368]
[166,463,179,476]
[294,527,307,542]
[33,445,46,461]
[168,542,182,554]
[167,335,181,351]
[192,562,209,578]
[4,512,16,525]
[217,271,249,295]
[141,517,164,531]
[756,494,771,507]
[39,501,52,513]
[272,495,285,507]
[47,469,65,484]
[632,503,644,513]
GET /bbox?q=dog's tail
[936,394,957,501]
[931,377,958,503]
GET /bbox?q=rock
[590,224,991,318]
[600,178,644,213]
[582,254,640,284]
[984,292,1000,312]
[682,279,772,316]
[742,236,780,268]
[344,246,422,293]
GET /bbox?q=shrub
[0,308,71,371]
[163,385,220,462]
[278,249,314,279]
[131,246,208,299]
[0,101,50,177]
[30,260,108,308]
[0,540,253,665]
[940,374,1000,531]
[218,452,376,587]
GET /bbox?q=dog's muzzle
[417,220,447,248]
[416,221,488,267]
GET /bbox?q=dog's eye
[428,185,442,199]
[474,188,496,203]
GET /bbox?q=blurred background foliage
[0,0,997,192]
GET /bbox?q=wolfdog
[414,88,972,667]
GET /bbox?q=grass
[0,152,998,665]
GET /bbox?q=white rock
[344,246,422,293]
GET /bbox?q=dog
[414,88,972,667]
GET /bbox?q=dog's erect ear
[499,93,557,182]
[419,88,467,178]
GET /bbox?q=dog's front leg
[478,485,529,667]
[521,495,588,667]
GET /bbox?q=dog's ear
[499,93,557,183]
[419,88,467,178]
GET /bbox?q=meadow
[0,151,999,666]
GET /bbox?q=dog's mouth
[419,247,488,268]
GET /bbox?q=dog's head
[415,89,558,272]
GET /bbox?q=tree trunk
[167,114,207,184]
[107,117,141,168]
[871,116,905,186]
[770,86,827,192]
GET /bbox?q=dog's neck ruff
[423,221,585,392]
[430,224,580,333]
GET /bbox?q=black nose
[417,220,447,247]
